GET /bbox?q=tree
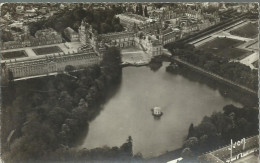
[65,65,75,73]
[199,135,209,147]
[102,47,121,67]
[154,3,163,9]
[120,136,133,157]
[8,69,14,81]
[1,30,14,42]
[135,5,139,14]
[48,107,70,132]
[187,123,195,138]
[144,6,149,17]
[138,4,143,16]
[58,91,73,111]
[181,148,193,159]
[196,122,217,137]
[71,106,88,125]
[100,23,111,34]
[184,137,198,149]
[11,27,22,32]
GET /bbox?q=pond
[80,62,242,158]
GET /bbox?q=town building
[16,6,24,14]
[64,27,79,42]
[185,7,203,19]
[24,9,37,17]
[178,10,220,35]
[3,12,11,20]
[38,7,48,14]
[0,28,63,50]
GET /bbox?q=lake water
[80,62,242,158]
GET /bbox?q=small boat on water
[151,106,163,117]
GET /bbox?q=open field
[1,50,28,60]
[230,22,258,38]
[32,46,63,55]
[198,37,250,59]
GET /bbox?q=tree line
[165,43,258,91]
[180,104,258,162]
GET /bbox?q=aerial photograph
[0,2,259,163]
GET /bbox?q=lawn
[252,60,258,68]
[1,50,28,60]
[198,37,249,59]
[230,22,258,38]
[246,41,258,50]
[32,46,63,55]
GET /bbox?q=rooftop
[64,27,78,35]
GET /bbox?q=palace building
[160,27,182,45]
[78,20,163,57]
[1,48,100,79]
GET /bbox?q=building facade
[78,20,163,56]
[2,48,100,78]
[160,27,182,45]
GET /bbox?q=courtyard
[230,22,258,39]
[121,47,152,65]
[198,37,251,59]
[32,46,63,55]
[1,50,28,60]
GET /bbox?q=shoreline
[121,55,257,107]
[145,148,183,163]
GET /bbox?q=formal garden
[1,50,28,60]
[32,46,63,55]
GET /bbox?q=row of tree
[165,43,258,91]
[135,4,149,17]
